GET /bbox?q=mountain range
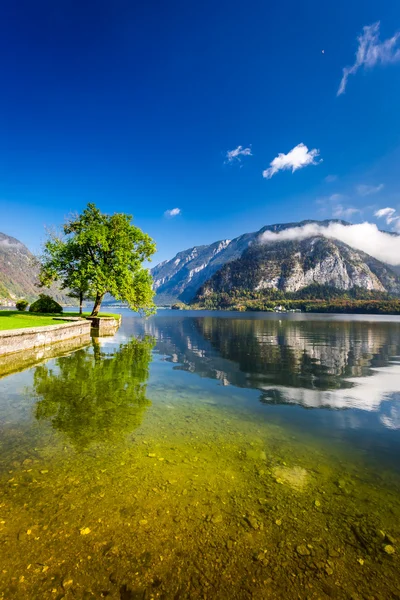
[0,232,66,304]
[152,220,400,304]
[2,220,400,307]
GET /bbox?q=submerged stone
[296,545,311,557]
[246,449,267,461]
[211,514,223,524]
[272,466,309,491]
[245,515,261,530]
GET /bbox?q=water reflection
[32,335,154,448]
[134,315,400,415]
[1,313,400,598]
[0,334,91,379]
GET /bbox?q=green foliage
[33,336,154,448]
[15,299,29,311]
[194,290,400,315]
[40,202,156,316]
[171,302,189,310]
[29,294,63,314]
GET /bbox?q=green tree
[15,299,29,311]
[40,203,156,316]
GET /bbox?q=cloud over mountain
[375,207,400,231]
[260,221,400,265]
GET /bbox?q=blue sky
[1,1,400,265]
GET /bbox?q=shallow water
[1,310,400,599]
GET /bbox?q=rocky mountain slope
[152,220,400,303]
[196,236,400,299]
[0,231,67,304]
[0,232,40,301]
[152,220,344,303]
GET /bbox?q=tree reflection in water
[32,336,154,448]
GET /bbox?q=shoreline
[0,315,121,358]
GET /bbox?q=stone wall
[0,334,91,378]
[86,315,122,336]
[0,320,92,357]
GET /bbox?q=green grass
[0,310,121,332]
[0,311,69,331]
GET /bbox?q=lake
[1,310,400,599]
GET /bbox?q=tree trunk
[91,292,104,316]
[79,291,83,315]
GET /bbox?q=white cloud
[338,22,400,95]
[374,206,400,230]
[225,145,252,163]
[324,174,337,183]
[259,221,400,265]
[356,183,384,196]
[332,205,361,219]
[329,193,345,202]
[317,193,362,220]
[315,194,345,210]
[375,207,396,220]
[262,143,321,179]
[164,208,181,218]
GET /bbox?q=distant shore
[187,299,400,315]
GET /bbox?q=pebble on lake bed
[296,545,311,556]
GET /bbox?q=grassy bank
[0,311,69,331]
[0,310,120,331]
[0,310,121,331]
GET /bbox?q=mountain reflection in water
[130,313,400,425]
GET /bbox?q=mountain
[152,219,345,304]
[0,231,67,304]
[0,232,40,301]
[196,236,400,300]
[151,220,400,304]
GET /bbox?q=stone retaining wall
[0,320,92,357]
[86,315,122,336]
[0,334,91,378]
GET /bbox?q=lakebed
[0,310,400,599]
